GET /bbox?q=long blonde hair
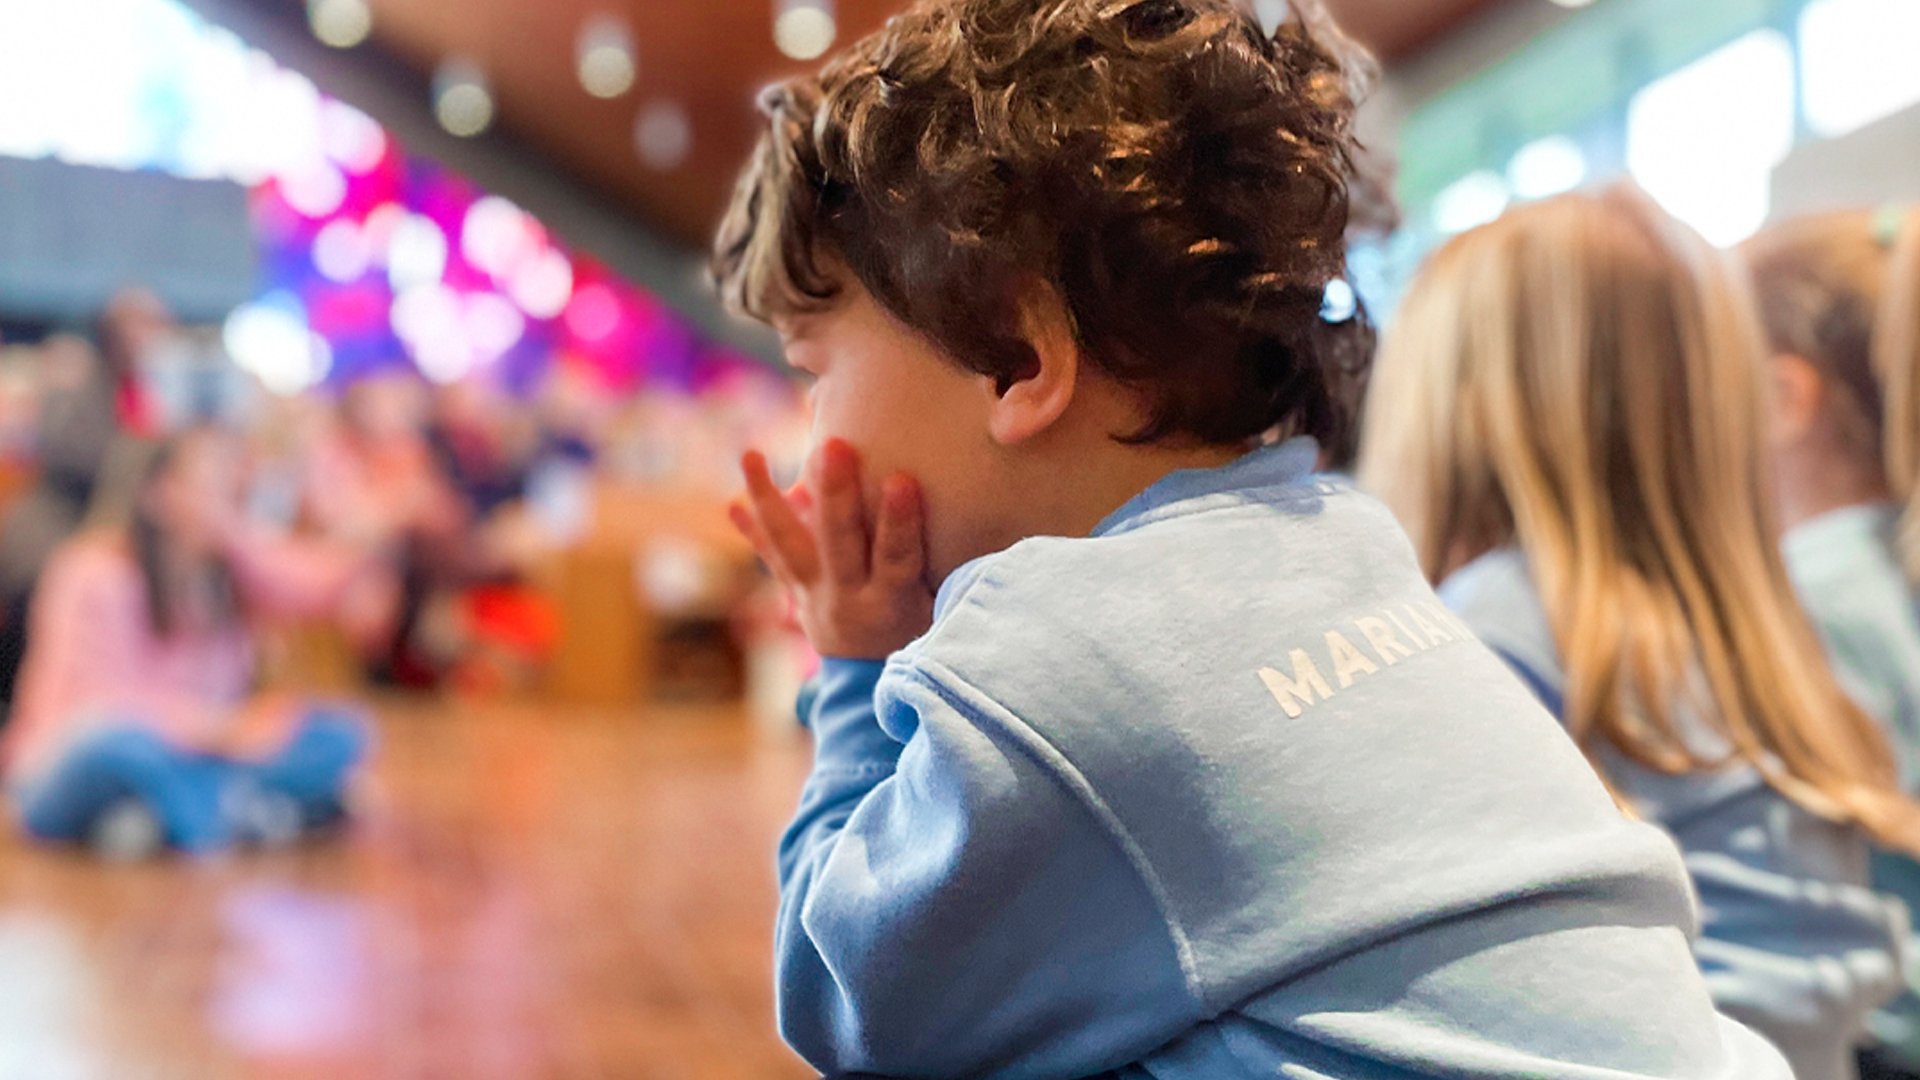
[1359,187,1920,854]
[1743,207,1920,579]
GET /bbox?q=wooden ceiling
[343,0,1506,250]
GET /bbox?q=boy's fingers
[816,440,870,585]
[730,499,798,585]
[728,500,780,571]
[871,472,927,588]
[742,452,820,582]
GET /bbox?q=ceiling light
[510,250,575,320]
[279,160,348,218]
[391,284,474,383]
[387,214,450,291]
[462,196,539,280]
[577,15,638,99]
[634,100,692,171]
[774,0,836,61]
[362,203,407,262]
[565,284,622,341]
[319,100,389,174]
[467,293,527,358]
[312,219,371,283]
[433,59,494,138]
[225,293,331,396]
[307,0,372,49]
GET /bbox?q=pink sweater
[4,530,363,781]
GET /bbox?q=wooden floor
[0,697,817,1080]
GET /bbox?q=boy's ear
[985,285,1080,447]
[1768,353,1824,447]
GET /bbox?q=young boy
[719,1,1791,1076]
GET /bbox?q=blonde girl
[1744,206,1920,1075]
[1744,208,1920,780]
[1359,186,1920,1080]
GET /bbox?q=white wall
[0,158,255,324]
[1771,105,1920,217]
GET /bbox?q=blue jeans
[13,708,370,852]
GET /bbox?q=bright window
[1801,0,1920,138]
[0,0,334,182]
[1627,29,1795,247]
[1507,135,1588,201]
[1431,170,1511,236]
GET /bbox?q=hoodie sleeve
[774,657,1199,1078]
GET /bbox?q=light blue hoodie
[1783,504,1920,789]
[1782,503,1920,1063]
[1443,547,1909,1080]
[777,441,1789,1079]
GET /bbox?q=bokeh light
[224,292,331,394]
[433,60,495,138]
[773,0,835,61]
[576,15,637,100]
[305,0,371,49]
[633,101,693,171]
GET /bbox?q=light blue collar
[1091,436,1322,538]
[1781,502,1900,566]
[930,437,1325,621]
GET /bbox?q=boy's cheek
[805,400,881,474]
[804,387,856,453]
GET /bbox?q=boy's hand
[731,439,934,661]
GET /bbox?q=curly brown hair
[713,0,1374,449]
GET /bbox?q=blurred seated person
[428,379,539,520]
[302,373,461,550]
[301,374,464,684]
[434,467,572,690]
[94,287,177,437]
[412,380,571,691]
[532,364,609,470]
[0,289,195,723]
[2,427,382,857]
[0,327,144,721]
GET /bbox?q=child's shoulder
[895,479,1439,705]
[934,475,1397,605]
[1792,538,1916,635]
[1438,549,1544,634]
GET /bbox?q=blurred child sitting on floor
[4,427,379,857]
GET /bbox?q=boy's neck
[1774,444,1891,532]
[929,378,1255,583]
[994,439,1248,547]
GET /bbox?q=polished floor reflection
[0,699,814,1080]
